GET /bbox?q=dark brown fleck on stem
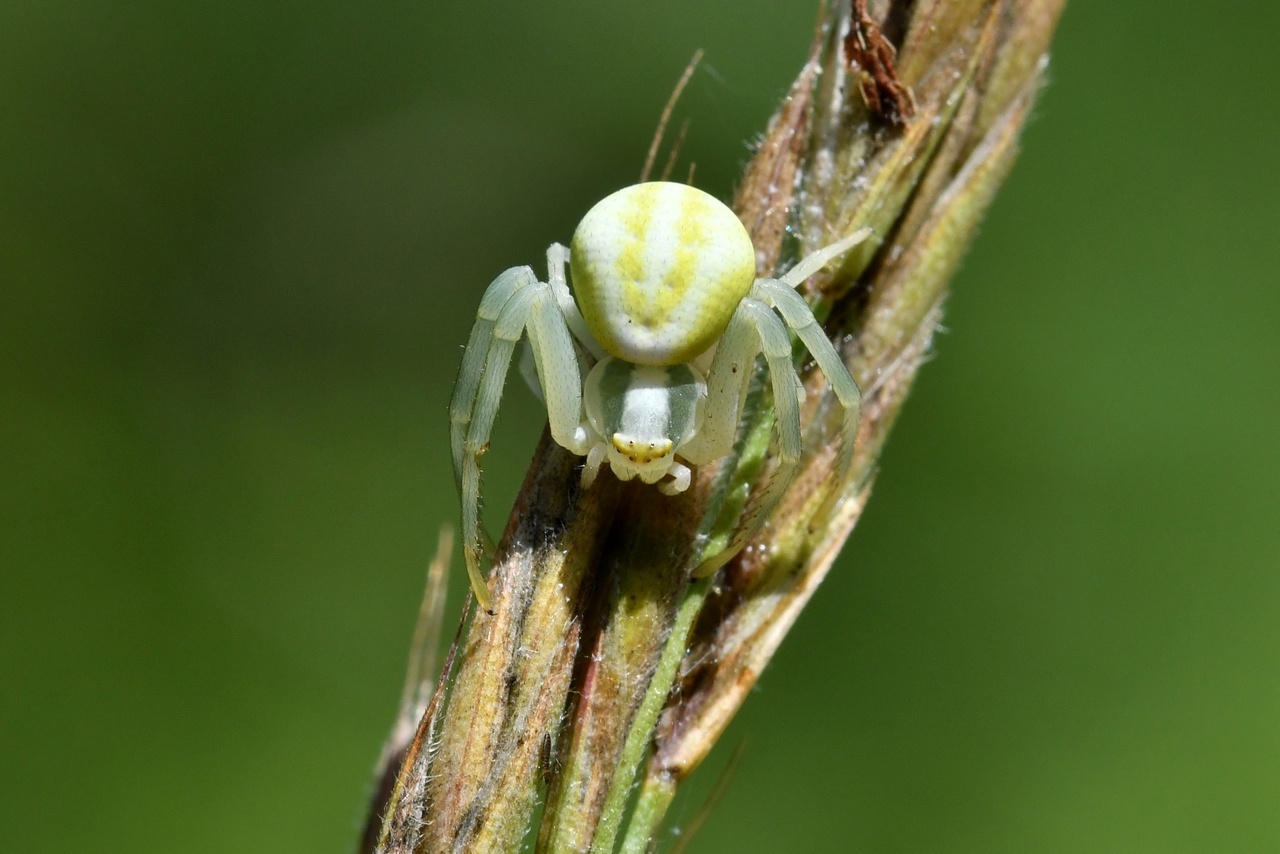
[844,0,917,126]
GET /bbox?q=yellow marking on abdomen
[570,182,757,365]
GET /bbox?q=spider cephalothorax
[450,182,867,609]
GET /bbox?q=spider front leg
[688,299,805,577]
[450,267,534,500]
[449,267,590,611]
[546,242,605,361]
[767,226,869,468]
[750,277,862,487]
[687,230,871,577]
[519,243,604,404]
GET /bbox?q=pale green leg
[751,277,862,486]
[451,267,536,558]
[518,245,599,409]
[678,312,758,466]
[527,292,592,457]
[546,242,605,360]
[778,226,872,288]
[455,277,590,611]
[694,299,803,577]
[458,286,538,610]
[658,461,691,495]
[450,267,535,496]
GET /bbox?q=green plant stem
[589,577,711,854]
[619,772,678,854]
[593,394,775,853]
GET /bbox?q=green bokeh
[3,2,1278,851]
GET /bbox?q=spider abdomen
[569,182,755,367]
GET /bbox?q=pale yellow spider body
[570,183,756,366]
[450,181,868,610]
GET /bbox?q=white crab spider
[450,181,868,610]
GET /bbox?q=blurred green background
[3,1,1278,851]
